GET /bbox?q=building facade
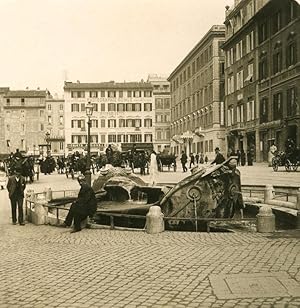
[147,75,171,153]
[45,98,65,156]
[2,89,50,155]
[0,87,10,156]
[223,0,299,162]
[168,25,226,160]
[63,81,155,155]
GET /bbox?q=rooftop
[4,90,49,98]
[64,81,153,90]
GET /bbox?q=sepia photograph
[0,0,299,307]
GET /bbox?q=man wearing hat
[62,175,97,233]
[211,147,225,165]
[7,168,26,225]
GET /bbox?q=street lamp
[45,131,51,156]
[85,102,94,186]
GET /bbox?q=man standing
[7,168,26,225]
[180,151,188,172]
[211,147,225,165]
[62,175,97,233]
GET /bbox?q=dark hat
[215,147,220,151]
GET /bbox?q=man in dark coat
[180,151,188,172]
[62,175,97,233]
[211,147,225,165]
[7,168,26,225]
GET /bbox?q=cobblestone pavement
[0,166,299,307]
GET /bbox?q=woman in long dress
[149,150,158,186]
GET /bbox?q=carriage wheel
[272,158,278,172]
[285,160,292,172]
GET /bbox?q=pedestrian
[105,144,113,164]
[241,149,246,166]
[204,155,208,164]
[61,175,97,233]
[236,149,241,166]
[195,153,199,164]
[200,153,204,164]
[211,147,225,165]
[189,153,195,169]
[149,150,158,186]
[180,151,188,172]
[7,167,26,225]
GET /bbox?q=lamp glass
[86,102,94,117]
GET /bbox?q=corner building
[168,25,226,160]
[63,81,155,154]
[223,0,299,162]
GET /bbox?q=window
[40,110,44,117]
[117,104,125,112]
[89,91,98,98]
[260,98,268,123]
[108,135,116,143]
[71,91,85,98]
[272,11,282,34]
[81,103,85,112]
[273,93,282,120]
[21,98,25,105]
[101,103,105,112]
[119,119,125,127]
[259,57,268,80]
[236,104,244,123]
[209,140,213,152]
[108,91,116,98]
[40,123,44,131]
[92,103,98,112]
[119,91,123,98]
[48,116,52,124]
[227,106,234,126]
[108,119,116,128]
[164,98,170,109]
[6,98,10,105]
[287,88,297,116]
[246,31,254,53]
[126,103,133,111]
[273,50,282,74]
[236,41,243,60]
[155,98,163,109]
[91,120,98,128]
[71,103,79,112]
[100,135,106,143]
[133,91,141,98]
[48,104,51,110]
[144,91,152,97]
[286,41,297,67]
[246,100,255,121]
[144,119,152,128]
[59,104,63,110]
[59,116,63,125]
[144,134,152,142]
[144,103,152,111]
[101,91,105,97]
[127,91,132,98]
[258,22,268,44]
[236,70,244,90]
[108,103,116,111]
[227,75,234,94]
[245,63,254,83]
[100,119,105,127]
[135,103,141,112]
[288,1,297,22]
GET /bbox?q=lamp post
[45,131,50,156]
[85,102,94,186]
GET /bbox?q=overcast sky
[0,0,233,96]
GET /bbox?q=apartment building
[147,74,171,153]
[63,81,155,155]
[2,89,50,155]
[168,25,226,159]
[45,97,65,156]
[0,87,10,156]
[223,0,299,161]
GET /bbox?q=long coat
[7,175,26,199]
[74,183,97,216]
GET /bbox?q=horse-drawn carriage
[121,150,150,174]
[65,155,87,179]
[157,153,177,172]
[272,148,300,172]
[5,155,36,182]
